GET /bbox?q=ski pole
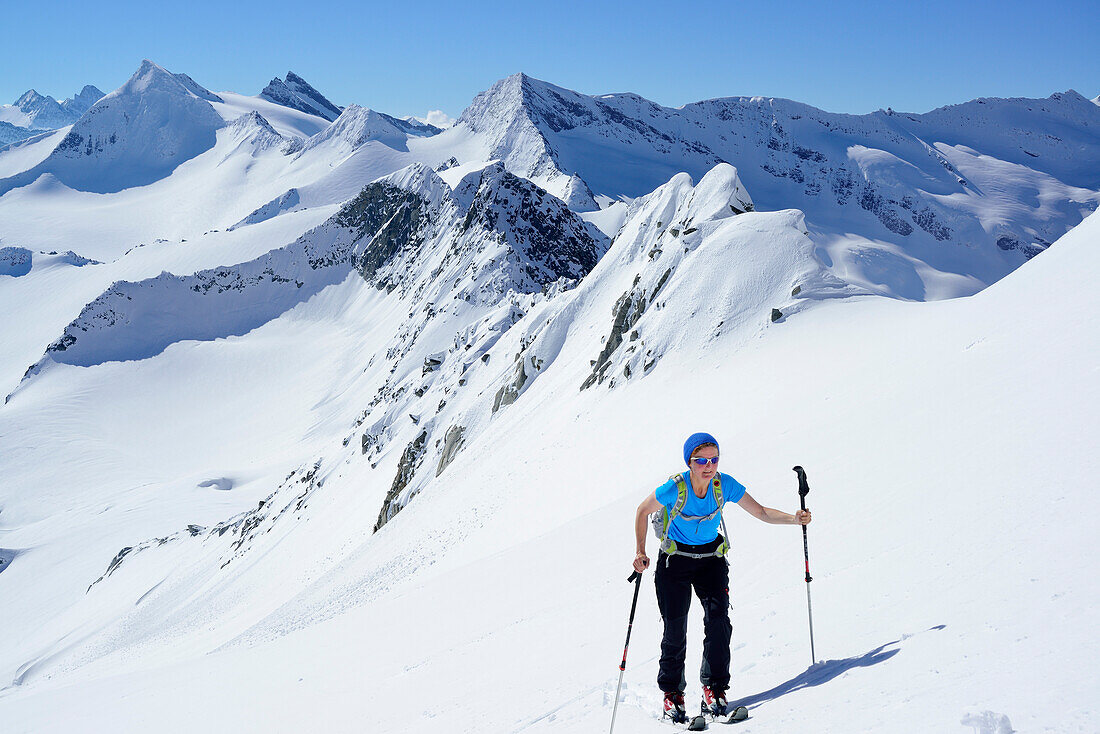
[609,570,643,734]
[793,466,817,665]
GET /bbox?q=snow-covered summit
[9,91,70,130]
[0,85,104,132]
[225,111,298,154]
[61,85,106,116]
[260,71,343,121]
[301,104,440,155]
[455,73,601,211]
[0,60,226,195]
[112,59,223,103]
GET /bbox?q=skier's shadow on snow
[730,626,945,710]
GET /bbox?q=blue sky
[3,0,1097,119]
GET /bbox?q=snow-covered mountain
[0,62,1097,733]
[451,74,1100,298]
[0,120,37,147]
[0,85,105,147]
[260,71,343,121]
[0,85,105,131]
[0,61,225,195]
[300,104,441,155]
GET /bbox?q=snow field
[1,59,1098,734]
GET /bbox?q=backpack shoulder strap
[669,473,689,521]
[713,474,724,509]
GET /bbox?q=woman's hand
[633,553,651,573]
[795,509,812,525]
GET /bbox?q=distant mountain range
[0,84,105,144]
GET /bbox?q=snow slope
[1,173,1096,732]
[0,63,1098,734]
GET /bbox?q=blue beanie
[683,432,719,465]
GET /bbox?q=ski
[724,706,749,724]
[687,714,708,730]
[661,713,709,730]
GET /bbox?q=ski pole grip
[793,466,810,511]
[627,570,641,583]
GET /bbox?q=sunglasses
[690,456,719,466]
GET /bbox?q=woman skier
[632,432,812,723]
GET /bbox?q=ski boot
[702,685,728,717]
[663,691,688,724]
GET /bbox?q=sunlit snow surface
[0,63,1097,733]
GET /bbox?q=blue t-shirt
[655,471,746,546]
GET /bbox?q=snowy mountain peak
[61,85,105,116]
[2,85,105,132]
[0,61,226,196]
[681,163,755,222]
[115,59,224,104]
[455,73,600,211]
[260,71,343,121]
[376,161,453,210]
[8,90,69,130]
[229,110,278,135]
[13,89,53,108]
[226,111,294,154]
[458,73,576,134]
[301,104,440,155]
[462,161,606,283]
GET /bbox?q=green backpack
[651,472,731,563]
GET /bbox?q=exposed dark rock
[0,247,32,277]
[106,546,134,576]
[582,288,646,390]
[336,182,429,280]
[859,187,914,236]
[422,354,444,374]
[493,361,528,412]
[436,425,466,476]
[912,206,952,241]
[996,234,1045,259]
[375,430,429,532]
[260,72,343,121]
[0,548,16,575]
[463,165,603,287]
[581,268,672,389]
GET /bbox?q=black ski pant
[654,541,731,694]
